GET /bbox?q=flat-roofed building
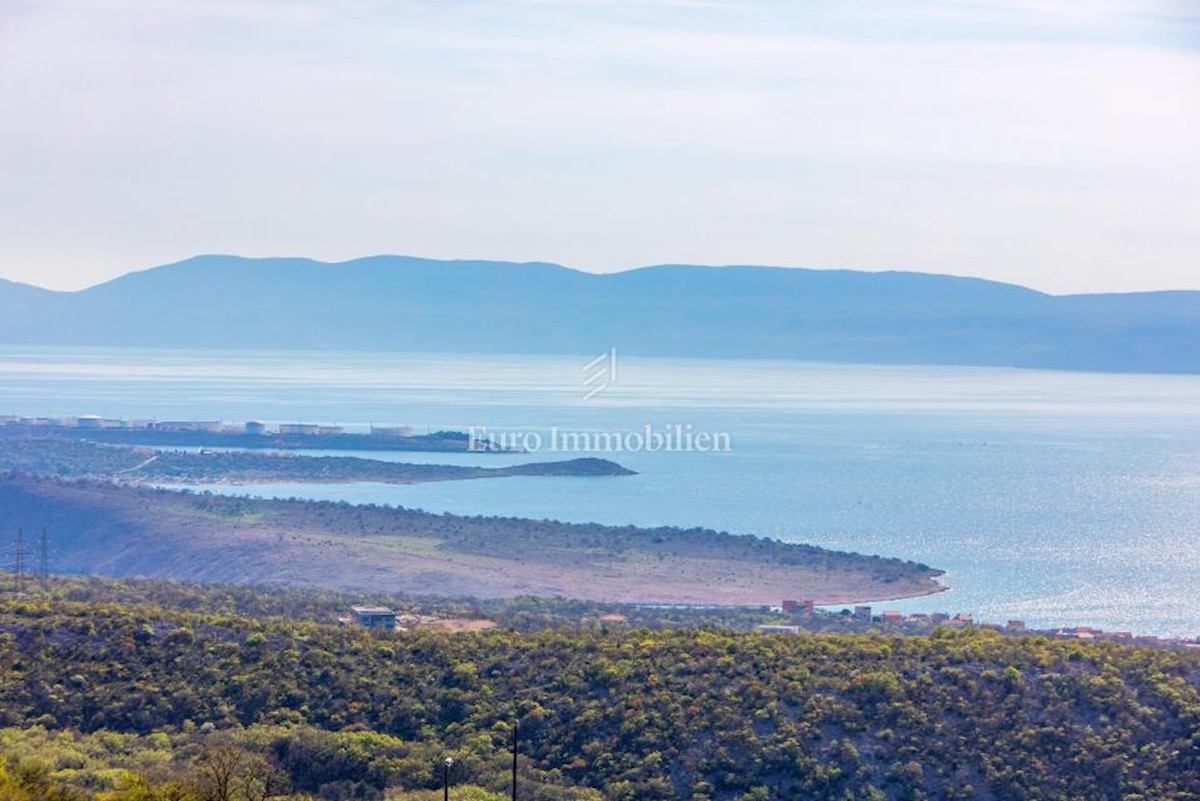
[350,606,398,630]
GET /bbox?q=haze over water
[3,346,1199,637]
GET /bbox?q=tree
[192,744,282,801]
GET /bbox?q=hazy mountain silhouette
[0,255,1196,373]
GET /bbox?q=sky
[0,0,1197,294]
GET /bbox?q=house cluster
[1051,625,1199,649]
[842,604,992,630]
[759,599,1200,650]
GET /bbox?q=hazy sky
[1,0,1197,293]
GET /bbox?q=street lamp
[511,716,519,801]
[443,757,453,801]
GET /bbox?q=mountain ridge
[1,254,1197,373]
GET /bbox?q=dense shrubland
[1,580,1198,800]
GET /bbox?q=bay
[2,345,1198,637]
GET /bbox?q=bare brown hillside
[0,473,944,605]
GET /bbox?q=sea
[2,346,1198,638]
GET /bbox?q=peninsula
[0,436,632,485]
[0,473,945,605]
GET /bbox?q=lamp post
[511,716,519,801]
[443,757,453,801]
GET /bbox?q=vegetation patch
[0,580,1197,800]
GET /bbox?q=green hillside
[1,579,1198,800]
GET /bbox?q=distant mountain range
[1,255,1197,373]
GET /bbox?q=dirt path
[114,453,159,475]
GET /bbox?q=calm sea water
[2,346,1199,637]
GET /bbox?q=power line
[7,529,30,594]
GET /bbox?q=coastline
[0,473,944,608]
[0,435,635,485]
